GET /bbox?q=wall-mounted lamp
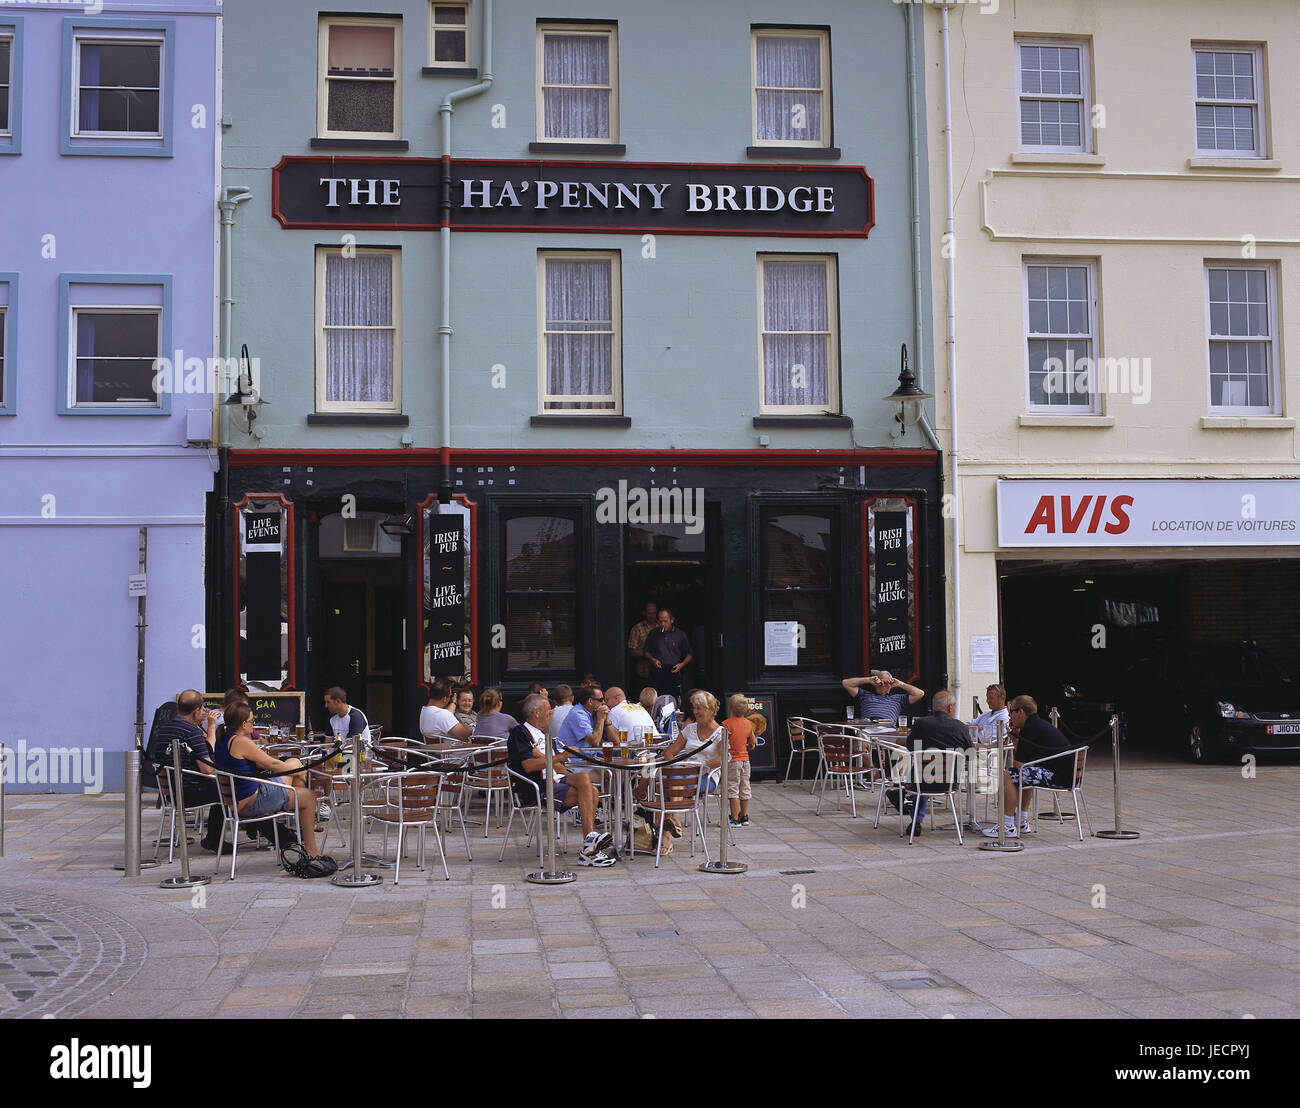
[223,343,267,433]
[882,343,932,438]
[380,513,415,538]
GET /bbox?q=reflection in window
[762,512,834,670]
[504,515,576,672]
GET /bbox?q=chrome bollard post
[115,748,161,873]
[1096,714,1140,840]
[528,732,575,884]
[979,718,1023,853]
[159,739,210,888]
[334,732,382,886]
[1,742,7,859]
[123,749,139,876]
[701,735,746,875]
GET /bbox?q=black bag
[279,844,338,879]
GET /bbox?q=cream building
[922,0,1299,758]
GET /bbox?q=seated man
[606,686,655,743]
[420,677,473,741]
[982,694,1076,839]
[840,670,924,725]
[970,683,1010,744]
[324,686,371,746]
[148,689,223,852]
[507,694,613,866]
[554,684,617,757]
[899,690,972,835]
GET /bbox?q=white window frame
[535,23,618,144]
[537,250,622,415]
[68,306,162,409]
[428,2,470,68]
[751,28,832,148]
[1022,258,1100,415]
[1204,261,1279,415]
[72,32,164,139]
[1192,43,1265,158]
[756,253,841,415]
[317,16,401,141]
[314,246,402,414]
[0,32,13,140]
[1015,37,1092,154]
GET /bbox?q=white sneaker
[580,830,613,856]
[576,849,616,868]
[981,822,1019,838]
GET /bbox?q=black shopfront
[208,448,944,775]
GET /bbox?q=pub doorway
[309,510,406,736]
[623,507,722,698]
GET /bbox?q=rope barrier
[1056,719,1116,746]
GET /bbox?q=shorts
[1008,765,1058,789]
[726,760,752,800]
[546,778,574,809]
[242,779,294,819]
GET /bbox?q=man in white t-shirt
[970,683,1010,744]
[606,687,655,743]
[420,677,472,741]
[324,686,371,745]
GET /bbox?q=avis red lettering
[1024,494,1133,535]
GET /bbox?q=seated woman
[472,688,518,742]
[659,690,726,845]
[213,701,323,858]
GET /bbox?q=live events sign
[273,157,874,237]
[997,480,1300,548]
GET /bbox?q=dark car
[1066,641,1300,763]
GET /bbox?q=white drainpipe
[217,186,253,446]
[940,4,963,712]
[436,0,493,509]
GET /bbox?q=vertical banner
[425,514,467,678]
[242,509,283,682]
[864,497,919,684]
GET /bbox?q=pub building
[210,0,945,768]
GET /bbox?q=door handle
[352,658,360,675]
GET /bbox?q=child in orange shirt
[722,695,757,826]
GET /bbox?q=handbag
[280,844,339,878]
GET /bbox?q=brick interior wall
[1183,561,1300,675]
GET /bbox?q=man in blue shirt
[642,608,694,700]
[555,684,617,756]
[840,670,924,724]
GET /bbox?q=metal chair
[464,741,511,837]
[815,725,876,817]
[153,763,212,863]
[1016,746,1092,841]
[643,763,711,868]
[212,770,300,880]
[371,771,451,882]
[899,747,967,845]
[498,768,571,867]
[783,716,821,785]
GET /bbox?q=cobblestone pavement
[1,750,1297,1019]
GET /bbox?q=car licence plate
[1267,723,1300,735]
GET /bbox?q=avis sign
[997,479,1300,548]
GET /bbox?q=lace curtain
[763,260,829,407]
[325,253,394,404]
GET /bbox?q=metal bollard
[1049,706,1060,729]
[159,741,210,889]
[333,732,383,886]
[123,749,139,876]
[1,741,6,859]
[1096,714,1140,840]
[701,734,746,875]
[979,718,1023,853]
[527,732,575,884]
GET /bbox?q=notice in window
[764,620,799,666]
[970,635,999,675]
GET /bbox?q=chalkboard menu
[204,691,305,734]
